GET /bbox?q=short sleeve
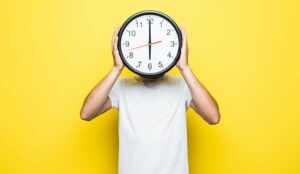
[108,78,122,109]
[181,78,192,108]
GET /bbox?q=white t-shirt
[108,74,192,174]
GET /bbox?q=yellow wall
[1,0,299,173]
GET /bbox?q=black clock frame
[117,10,182,79]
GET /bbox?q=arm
[80,27,124,121]
[177,26,221,125]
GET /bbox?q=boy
[80,26,221,174]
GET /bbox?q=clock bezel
[117,10,182,79]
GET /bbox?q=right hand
[112,27,124,71]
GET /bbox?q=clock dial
[118,11,182,78]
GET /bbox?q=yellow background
[0,0,299,173]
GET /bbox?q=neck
[141,74,165,81]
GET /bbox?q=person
[80,26,221,174]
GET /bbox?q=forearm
[180,66,220,123]
[80,67,122,119]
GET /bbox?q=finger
[181,26,186,40]
[112,27,120,47]
[113,35,119,54]
[111,35,115,49]
[114,27,121,37]
[180,26,186,37]
[180,27,187,50]
[112,36,116,54]
[184,28,187,46]
[179,26,186,41]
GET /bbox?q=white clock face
[118,12,181,77]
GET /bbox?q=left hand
[176,26,189,71]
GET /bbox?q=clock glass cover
[118,10,182,78]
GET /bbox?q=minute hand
[148,20,151,60]
[126,41,162,51]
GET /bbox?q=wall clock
[118,10,182,78]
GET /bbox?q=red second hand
[127,41,162,51]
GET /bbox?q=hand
[112,27,124,72]
[176,26,189,71]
